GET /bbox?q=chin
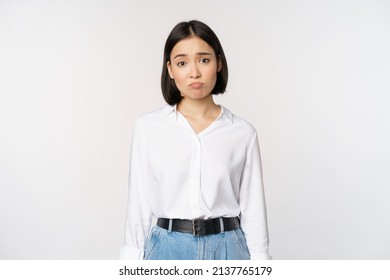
[192,94,210,100]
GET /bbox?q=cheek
[171,71,187,90]
[206,66,218,83]
[172,71,186,85]
[172,67,185,79]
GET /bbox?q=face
[167,36,222,101]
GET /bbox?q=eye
[177,61,186,67]
[200,58,210,63]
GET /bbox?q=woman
[120,20,271,260]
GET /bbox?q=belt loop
[168,219,173,232]
[219,217,224,233]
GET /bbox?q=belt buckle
[192,219,205,236]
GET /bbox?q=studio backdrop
[0,0,389,259]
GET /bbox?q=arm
[119,118,152,259]
[239,132,272,260]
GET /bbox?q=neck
[177,95,219,119]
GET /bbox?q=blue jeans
[143,225,251,260]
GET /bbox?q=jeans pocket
[231,228,251,259]
[143,226,162,260]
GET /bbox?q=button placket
[176,110,203,217]
[189,134,202,217]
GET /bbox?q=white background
[1,0,389,259]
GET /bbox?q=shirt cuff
[119,245,144,260]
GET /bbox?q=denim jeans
[143,225,251,260]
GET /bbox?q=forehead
[171,36,215,57]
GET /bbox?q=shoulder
[134,104,174,126]
[221,105,257,136]
[133,104,175,134]
[138,104,174,120]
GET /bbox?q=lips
[190,83,203,89]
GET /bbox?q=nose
[189,63,201,79]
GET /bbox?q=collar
[162,104,233,124]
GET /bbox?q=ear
[167,61,174,79]
[217,55,222,72]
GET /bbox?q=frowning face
[167,36,222,102]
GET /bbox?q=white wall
[1,0,389,259]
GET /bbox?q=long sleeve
[119,118,152,260]
[239,132,272,260]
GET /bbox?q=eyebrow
[173,52,212,60]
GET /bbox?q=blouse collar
[163,104,233,124]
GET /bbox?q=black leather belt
[157,217,240,236]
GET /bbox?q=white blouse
[120,104,271,260]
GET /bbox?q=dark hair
[161,20,228,105]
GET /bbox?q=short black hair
[161,20,228,105]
